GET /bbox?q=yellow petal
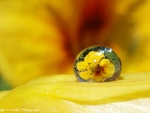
[85,51,105,64]
[79,71,91,80]
[0,73,150,112]
[91,72,106,82]
[100,59,115,77]
[0,91,10,100]
[76,61,88,71]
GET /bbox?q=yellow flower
[0,0,117,88]
[77,51,115,82]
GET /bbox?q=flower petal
[76,61,88,71]
[79,70,91,80]
[85,51,105,64]
[100,59,115,77]
[92,72,106,82]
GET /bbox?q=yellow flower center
[91,64,102,76]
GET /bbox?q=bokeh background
[0,0,150,90]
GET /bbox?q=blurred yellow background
[0,0,150,89]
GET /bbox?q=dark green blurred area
[0,75,12,91]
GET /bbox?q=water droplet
[73,46,122,82]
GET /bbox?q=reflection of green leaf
[0,75,12,91]
[104,51,121,71]
[104,51,119,60]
